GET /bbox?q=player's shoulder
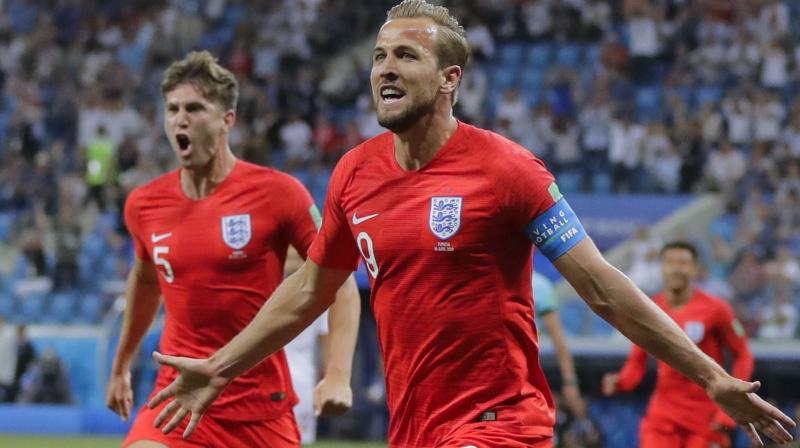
[695,288,734,312]
[127,169,180,206]
[333,131,394,177]
[344,131,393,164]
[232,160,309,193]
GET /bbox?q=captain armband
[524,197,587,262]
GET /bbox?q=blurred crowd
[0,0,799,334]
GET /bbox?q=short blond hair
[386,0,470,71]
[161,51,238,111]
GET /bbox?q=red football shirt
[309,122,559,446]
[125,160,318,421]
[616,288,753,432]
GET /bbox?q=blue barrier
[0,405,132,435]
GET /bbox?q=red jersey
[309,122,564,447]
[616,288,753,432]
[124,160,319,421]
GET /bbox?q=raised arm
[555,238,794,446]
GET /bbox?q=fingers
[163,407,189,434]
[153,351,181,369]
[184,412,204,439]
[148,382,176,409]
[761,419,793,444]
[744,422,764,447]
[120,395,132,421]
[750,391,796,429]
[318,399,352,417]
[744,380,761,393]
[154,400,180,428]
[107,391,133,421]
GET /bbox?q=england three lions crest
[222,214,252,250]
[429,197,462,240]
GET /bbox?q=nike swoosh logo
[352,212,379,225]
[151,232,173,243]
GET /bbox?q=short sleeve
[307,158,361,271]
[494,151,557,229]
[492,148,588,262]
[123,190,149,261]
[280,174,320,258]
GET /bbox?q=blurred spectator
[465,16,495,62]
[704,140,746,194]
[624,0,664,84]
[0,316,17,402]
[728,249,767,303]
[83,124,116,211]
[280,113,314,171]
[578,90,611,190]
[608,112,645,193]
[643,122,680,193]
[11,324,35,402]
[753,90,786,145]
[457,61,488,125]
[51,206,82,291]
[495,88,531,143]
[626,227,662,295]
[757,289,798,340]
[549,117,580,174]
[722,93,753,147]
[17,347,72,404]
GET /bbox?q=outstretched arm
[555,238,795,446]
[149,259,350,438]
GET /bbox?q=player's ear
[223,110,236,132]
[439,65,461,97]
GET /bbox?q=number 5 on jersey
[153,246,175,283]
[357,232,379,279]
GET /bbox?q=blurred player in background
[284,247,332,445]
[146,2,794,447]
[533,271,584,415]
[106,51,360,448]
[602,241,754,448]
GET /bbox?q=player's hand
[562,383,586,417]
[106,370,134,421]
[706,375,795,446]
[313,375,352,417]
[601,372,620,396]
[147,351,230,439]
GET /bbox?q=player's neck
[393,110,457,171]
[180,146,237,200]
[665,286,694,308]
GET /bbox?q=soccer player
[146,2,795,447]
[105,51,360,448]
[602,241,754,448]
[533,272,584,416]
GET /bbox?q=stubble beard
[376,93,437,134]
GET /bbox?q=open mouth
[380,86,406,104]
[176,134,191,154]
